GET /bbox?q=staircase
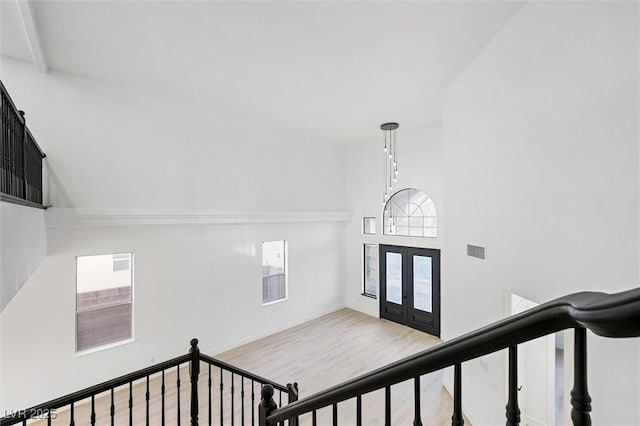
[2,288,639,426]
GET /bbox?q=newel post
[259,384,278,426]
[571,328,592,426]
[189,338,200,426]
[287,382,299,426]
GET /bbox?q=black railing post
[287,383,299,426]
[19,111,26,201]
[506,346,520,426]
[451,364,464,426]
[571,328,592,426]
[189,338,200,426]
[413,376,422,426]
[259,384,278,426]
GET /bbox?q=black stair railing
[0,80,46,208]
[259,288,640,426]
[0,339,295,426]
[3,289,639,426]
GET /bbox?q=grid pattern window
[383,188,437,237]
[363,244,377,297]
[362,217,376,234]
[262,241,287,304]
[76,253,133,352]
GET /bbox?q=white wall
[0,58,346,212]
[442,2,639,425]
[0,201,47,311]
[1,220,345,410]
[344,125,443,317]
[0,57,349,411]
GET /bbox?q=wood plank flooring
[26,308,465,425]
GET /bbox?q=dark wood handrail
[0,345,289,425]
[0,354,191,426]
[267,287,640,423]
[199,353,288,392]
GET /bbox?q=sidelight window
[262,241,287,305]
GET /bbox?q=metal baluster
[333,403,338,426]
[414,376,422,426]
[385,386,391,426]
[232,373,235,426]
[146,375,150,426]
[91,395,96,426]
[70,401,75,426]
[506,347,520,426]
[241,377,245,426]
[452,364,464,426]
[162,370,166,426]
[208,364,212,426]
[220,369,224,426]
[571,328,592,426]
[111,388,115,426]
[312,411,317,426]
[129,382,133,426]
[178,366,182,426]
[356,395,362,426]
[251,380,255,426]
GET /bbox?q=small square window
[362,217,376,234]
[363,244,377,298]
[262,241,287,305]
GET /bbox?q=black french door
[379,245,441,337]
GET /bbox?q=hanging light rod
[381,122,400,206]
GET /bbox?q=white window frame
[363,243,378,298]
[75,253,135,354]
[262,241,288,306]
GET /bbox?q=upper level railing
[0,80,46,208]
[0,339,297,426]
[259,287,640,426]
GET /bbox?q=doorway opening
[510,293,565,425]
[379,245,441,337]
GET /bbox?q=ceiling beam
[16,0,48,73]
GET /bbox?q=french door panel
[380,248,406,325]
[380,245,441,337]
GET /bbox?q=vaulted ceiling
[1,1,524,144]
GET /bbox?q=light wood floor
[29,309,465,425]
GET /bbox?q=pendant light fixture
[381,122,399,206]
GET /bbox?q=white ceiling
[1,1,525,144]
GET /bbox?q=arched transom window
[383,188,437,237]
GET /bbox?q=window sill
[361,293,377,300]
[74,337,135,357]
[262,297,288,307]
